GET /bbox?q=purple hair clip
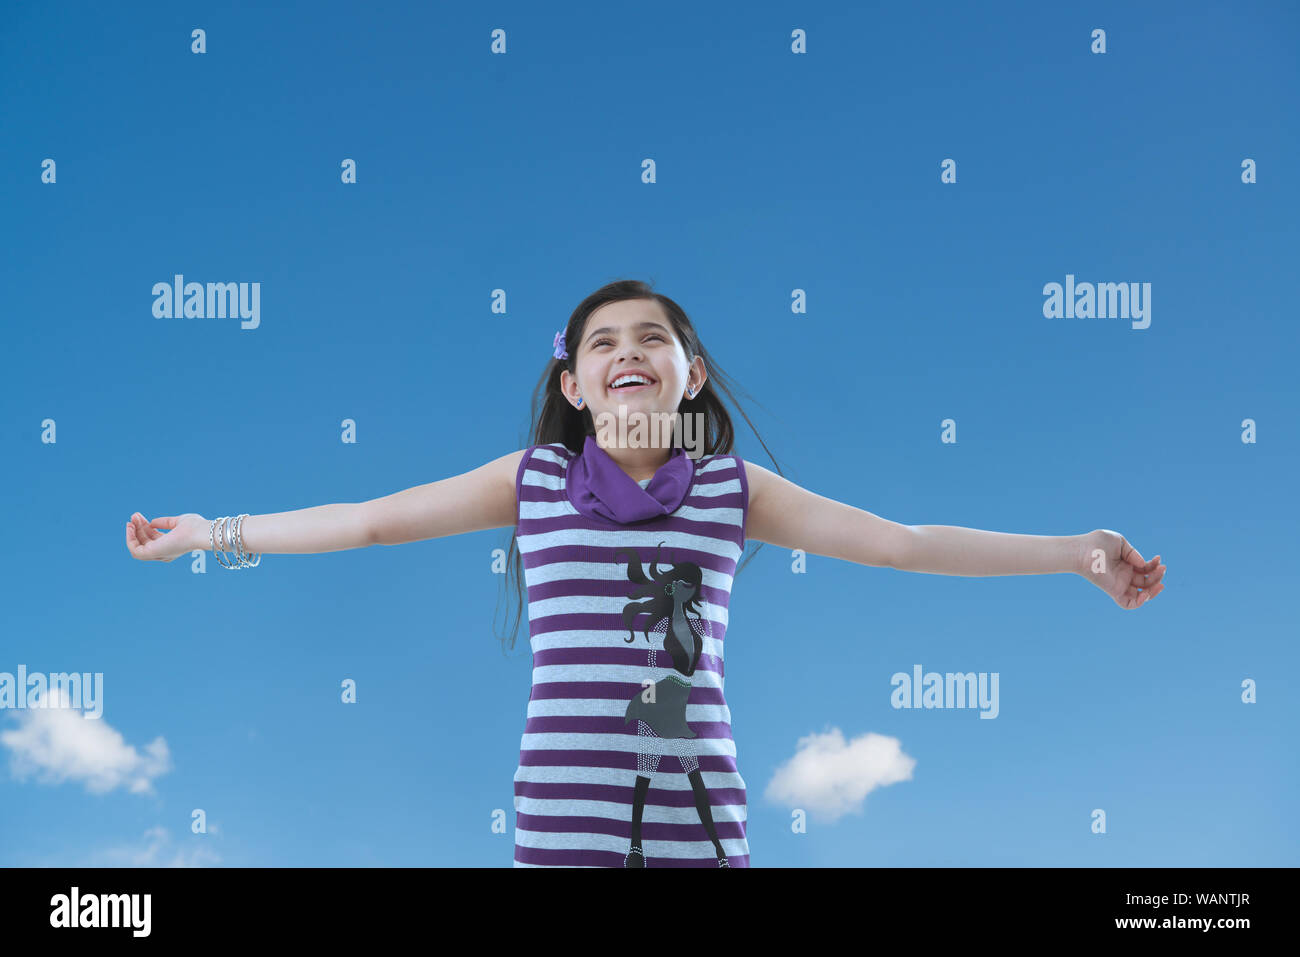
[553,330,569,360]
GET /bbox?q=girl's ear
[689,355,708,392]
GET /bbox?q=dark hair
[494,278,785,652]
[614,542,706,675]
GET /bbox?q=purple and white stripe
[511,442,751,867]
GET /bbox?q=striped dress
[512,436,750,867]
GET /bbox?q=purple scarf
[566,433,695,524]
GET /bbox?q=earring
[576,396,583,408]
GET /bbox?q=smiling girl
[126,278,1166,868]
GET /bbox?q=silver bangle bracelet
[210,516,231,568]
[209,514,261,569]
[232,513,262,568]
[215,514,233,566]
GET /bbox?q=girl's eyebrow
[585,321,671,344]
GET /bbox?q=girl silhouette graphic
[615,542,728,868]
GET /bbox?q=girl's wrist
[191,515,212,554]
[1071,530,1100,577]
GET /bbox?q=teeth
[611,375,650,388]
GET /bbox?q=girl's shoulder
[692,449,746,474]
[515,442,574,485]
[522,441,575,465]
[691,451,750,510]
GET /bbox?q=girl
[126,278,1167,868]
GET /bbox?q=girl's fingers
[1123,542,1148,568]
[1132,581,1165,607]
[128,515,162,558]
[127,522,149,558]
[135,513,161,543]
[1137,564,1166,588]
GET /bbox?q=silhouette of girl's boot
[686,767,729,866]
[625,774,651,867]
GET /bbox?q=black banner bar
[0,866,1280,942]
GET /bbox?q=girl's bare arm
[742,461,1166,610]
[364,449,526,547]
[127,449,527,561]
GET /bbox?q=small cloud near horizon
[0,687,171,795]
[764,727,916,822]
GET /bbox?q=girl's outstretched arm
[126,449,527,562]
[743,462,1166,610]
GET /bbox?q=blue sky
[1,0,1296,867]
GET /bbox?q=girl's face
[666,577,697,601]
[560,300,706,425]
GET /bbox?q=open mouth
[608,373,656,393]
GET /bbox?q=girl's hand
[126,512,207,563]
[1078,528,1166,609]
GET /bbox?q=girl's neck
[595,437,672,484]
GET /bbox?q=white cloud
[764,727,916,822]
[0,686,171,794]
[22,827,222,868]
[92,827,221,868]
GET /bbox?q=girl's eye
[593,334,665,347]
